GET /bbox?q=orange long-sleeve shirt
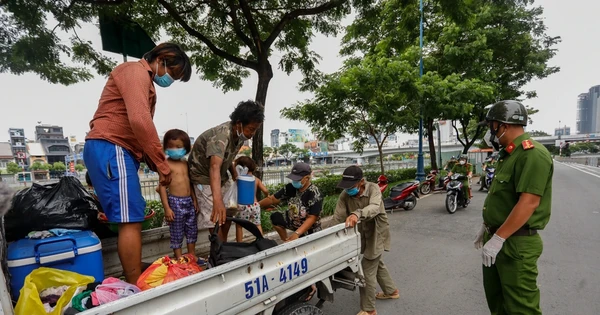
[86,59,170,176]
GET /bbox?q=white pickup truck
[0,224,363,315]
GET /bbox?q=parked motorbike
[377,174,389,193]
[479,167,495,191]
[445,174,469,214]
[383,181,419,213]
[419,170,450,195]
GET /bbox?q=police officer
[474,100,553,315]
[448,154,473,204]
[444,156,457,171]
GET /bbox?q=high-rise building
[576,85,600,134]
[8,128,28,168]
[270,129,280,147]
[554,126,571,136]
[35,125,71,164]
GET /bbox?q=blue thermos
[237,175,256,205]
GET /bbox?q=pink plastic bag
[95,278,141,305]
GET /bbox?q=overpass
[312,134,600,161]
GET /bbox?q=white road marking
[555,160,600,180]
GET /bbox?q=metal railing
[555,156,600,167]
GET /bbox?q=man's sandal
[375,290,400,300]
[356,311,377,315]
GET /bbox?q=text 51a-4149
[244,258,309,300]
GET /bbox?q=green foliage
[282,55,420,174]
[6,162,21,174]
[240,148,252,157]
[52,162,67,172]
[569,142,599,154]
[278,143,299,160]
[529,130,551,137]
[342,0,560,153]
[75,164,85,172]
[30,162,50,171]
[145,200,166,230]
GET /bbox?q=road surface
[320,161,600,315]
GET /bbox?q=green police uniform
[451,162,472,202]
[482,133,553,315]
[445,160,457,171]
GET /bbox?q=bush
[146,166,427,231]
[145,200,165,230]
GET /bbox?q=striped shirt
[86,59,170,176]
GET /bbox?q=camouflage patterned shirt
[188,121,244,185]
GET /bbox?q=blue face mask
[166,148,186,160]
[292,180,303,189]
[346,187,360,197]
[153,60,174,88]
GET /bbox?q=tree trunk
[251,62,273,181]
[377,143,385,175]
[427,119,438,170]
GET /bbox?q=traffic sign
[16,152,26,159]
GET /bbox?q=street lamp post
[416,0,426,181]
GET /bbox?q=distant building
[27,142,48,165]
[0,142,14,171]
[8,128,28,168]
[35,125,71,164]
[577,85,600,134]
[270,129,280,148]
[554,126,571,136]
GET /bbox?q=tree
[342,0,560,154]
[52,162,67,172]
[6,162,22,174]
[282,56,419,175]
[419,71,494,168]
[529,130,551,137]
[1,0,361,176]
[240,147,252,157]
[278,143,299,161]
[75,164,85,172]
[30,162,50,171]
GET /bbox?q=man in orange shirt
[84,43,192,283]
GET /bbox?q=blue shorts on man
[83,139,146,223]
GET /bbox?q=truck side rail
[80,223,361,315]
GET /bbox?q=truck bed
[79,223,361,315]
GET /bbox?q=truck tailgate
[80,224,360,315]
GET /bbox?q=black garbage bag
[4,176,99,241]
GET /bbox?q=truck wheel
[277,302,324,315]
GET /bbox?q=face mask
[166,148,186,160]
[346,186,360,197]
[153,60,174,88]
[292,180,303,189]
[237,124,250,141]
[488,123,506,151]
[459,160,465,165]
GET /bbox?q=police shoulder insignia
[522,139,535,150]
[506,143,516,154]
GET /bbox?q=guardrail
[555,156,600,167]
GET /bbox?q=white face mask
[237,124,250,141]
[460,160,466,165]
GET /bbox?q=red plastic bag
[137,254,203,291]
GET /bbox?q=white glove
[473,223,486,249]
[482,234,506,267]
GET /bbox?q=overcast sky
[2,0,599,146]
